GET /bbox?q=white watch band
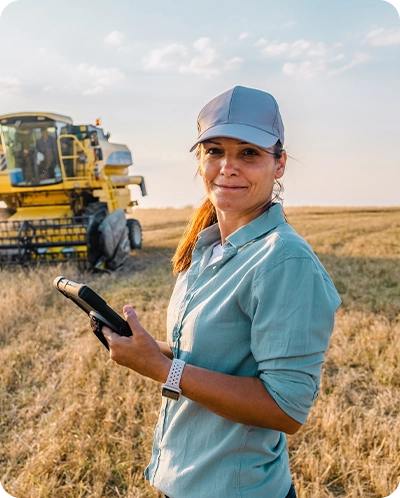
[162,359,186,400]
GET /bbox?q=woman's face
[199,137,286,223]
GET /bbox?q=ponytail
[172,198,217,274]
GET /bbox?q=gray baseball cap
[190,86,284,152]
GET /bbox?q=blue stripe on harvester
[0,154,7,171]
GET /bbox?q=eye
[241,148,260,156]
[205,146,223,156]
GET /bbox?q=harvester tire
[99,209,130,270]
[127,218,142,249]
[81,203,109,267]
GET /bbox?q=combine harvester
[0,112,146,270]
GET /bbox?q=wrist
[151,354,172,384]
[161,358,186,401]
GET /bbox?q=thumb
[123,305,141,328]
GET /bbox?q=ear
[274,151,286,179]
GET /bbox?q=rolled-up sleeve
[250,257,341,424]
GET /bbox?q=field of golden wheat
[0,206,399,498]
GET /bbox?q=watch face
[162,386,180,401]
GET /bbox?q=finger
[123,305,136,317]
[123,305,142,331]
[101,325,118,343]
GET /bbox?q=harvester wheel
[127,218,142,249]
[81,203,109,267]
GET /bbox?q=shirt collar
[196,203,285,251]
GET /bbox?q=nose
[219,153,239,176]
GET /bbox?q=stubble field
[0,206,399,498]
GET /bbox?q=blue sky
[0,0,399,208]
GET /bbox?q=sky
[0,0,399,209]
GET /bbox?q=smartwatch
[161,359,186,401]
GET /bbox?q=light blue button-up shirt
[145,203,341,498]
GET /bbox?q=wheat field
[0,206,399,498]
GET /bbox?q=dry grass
[1,207,399,497]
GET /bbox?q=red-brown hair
[171,197,217,274]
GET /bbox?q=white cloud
[83,85,104,96]
[142,38,243,78]
[104,30,125,46]
[224,57,243,70]
[330,53,346,62]
[290,39,312,55]
[238,31,250,40]
[193,37,211,52]
[283,60,326,79]
[255,38,268,47]
[16,46,126,96]
[75,63,125,88]
[261,38,327,58]
[258,36,370,79]
[365,26,400,46]
[43,63,125,95]
[180,37,243,78]
[307,42,327,57]
[262,41,291,56]
[143,43,188,70]
[328,53,370,76]
[57,63,125,95]
[0,76,20,94]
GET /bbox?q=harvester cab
[0,112,146,269]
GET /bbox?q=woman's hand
[101,305,171,383]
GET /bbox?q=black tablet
[53,276,132,349]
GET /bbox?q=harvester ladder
[105,176,118,212]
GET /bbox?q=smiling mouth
[215,184,247,190]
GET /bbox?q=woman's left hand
[101,305,171,383]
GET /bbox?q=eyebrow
[202,139,251,146]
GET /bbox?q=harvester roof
[0,112,73,124]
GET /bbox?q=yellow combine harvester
[0,112,146,269]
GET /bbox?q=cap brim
[189,123,280,152]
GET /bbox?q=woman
[102,86,341,498]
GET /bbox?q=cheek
[199,162,214,182]
[198,166,211,191]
